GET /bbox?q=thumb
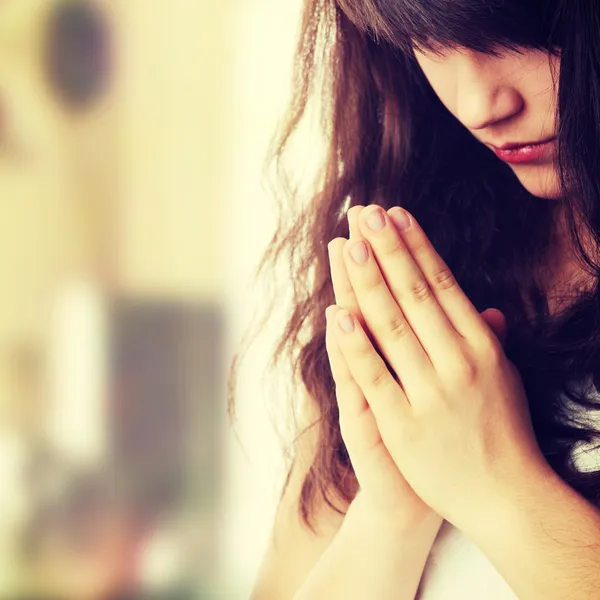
[481,308,507,347]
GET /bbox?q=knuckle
[409,278,433,304]
[476,334,505,366]
[387,313,411,340]
[364,275,387,295]
[410,239,429,260]
[378,238,404,259]
[431,265,457,292]
[369,367,389,390]
[449,357,478,386]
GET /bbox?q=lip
[489,136,557,164]
[491,136,557,151]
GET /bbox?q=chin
[515,166,563,200]
[528,185,564,200]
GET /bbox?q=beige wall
[0,0,100,426]
[0,0,104,592]
[0,0,232,593]
[0,0,297,595]
[114,0,230,300]
[0,0,231,426]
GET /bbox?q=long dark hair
[228,0,600,531]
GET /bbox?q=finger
[386,206,493,343]
[347,205,366,241]
[353,204,465,373]
[326,307,407,496]
[344,205,399,368]
[342,235,434,395]
[328,238,365,329]
[329,305,410,431]
[325,307,385,461]
[481,308,507,346]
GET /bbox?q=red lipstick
[490,137,557,164]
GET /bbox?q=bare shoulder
[249,392,350,600]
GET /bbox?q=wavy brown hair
[227,0,600,532]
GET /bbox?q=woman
[230,0,600,597]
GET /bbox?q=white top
[417,385,600,599]
[417,520,517,600]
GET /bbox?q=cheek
[519,52,560,112]
[417,63,458,116]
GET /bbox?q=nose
[455,55,524,131]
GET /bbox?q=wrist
[295,494,444,600]
[457,458,559,541]
[344,492,444,543]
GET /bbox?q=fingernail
[367,208,386,231]
[349,241,369,264]
[337,310,355,333]
[389,208,411,231]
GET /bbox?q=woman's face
[412,44,562,199]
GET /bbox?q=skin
[327,206,508,527]
[412,44,562,200]
[318,45,600,600]
[329,205,545,523]
[325,205,600,600]
[327,43,567,500]
[412,44,598,316]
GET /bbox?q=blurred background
[0,0,308,597]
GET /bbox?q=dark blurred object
[109,299,224,593]
[44,0,111,110]
[108,299,223,516]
